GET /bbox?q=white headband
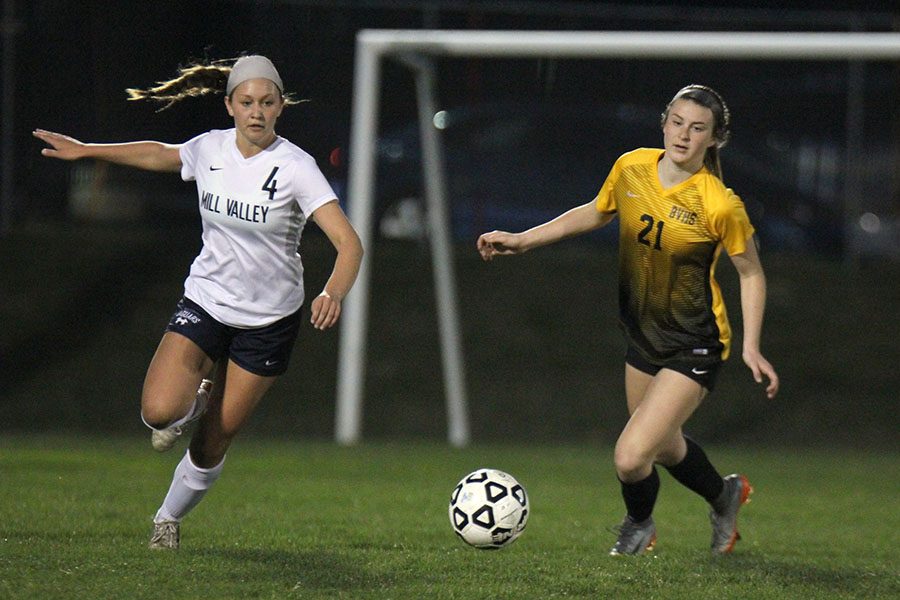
[226,55,283,95]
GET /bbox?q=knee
[141,390,192,430]
[614,442,654,482]
[141,385,195,429]
[141,400,174,430]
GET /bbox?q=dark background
[1,1,898,447]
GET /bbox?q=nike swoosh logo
[691,367,709,375]
[209,166,223,171]
[265,359,278,366]
[626,191,639,197]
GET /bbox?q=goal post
[335,29,900,446]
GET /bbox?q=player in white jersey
[34,55,364,550]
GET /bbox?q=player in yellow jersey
[477,85,779,556]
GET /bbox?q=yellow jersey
[594,148,755,362]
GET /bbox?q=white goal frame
[336,29,900,447]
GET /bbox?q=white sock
[154,450,224,523]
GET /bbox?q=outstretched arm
[729,238,779,399]
[33,129,183,172]
[308,200,364,330]
[477,200,615,261]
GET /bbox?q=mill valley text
[201,190,270,224]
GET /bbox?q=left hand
[743,349,779,399]
[33,129,87,160]
[310,290,342,330]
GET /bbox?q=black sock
[619,467,659,523]
[664,436,724,504]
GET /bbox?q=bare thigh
[615,365,706,481]
[189,359,278,468]
[141,332,216,428]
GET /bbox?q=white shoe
[151,426,183,452]
[148,520,180,549]
[150,379,213,452]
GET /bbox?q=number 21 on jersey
[638,213,664,251]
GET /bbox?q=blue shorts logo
[174,308,201,326]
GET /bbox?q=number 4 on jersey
[262,166,279,200]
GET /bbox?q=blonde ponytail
[126,57,301,111]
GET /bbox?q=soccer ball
[448,468,529,549]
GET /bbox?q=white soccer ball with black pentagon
[448,468,529,549]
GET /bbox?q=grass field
[1,435,896,599]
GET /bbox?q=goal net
[336,29,900,446]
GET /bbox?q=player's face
[661,99,717,172]
[225,79,285,152]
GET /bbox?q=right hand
[742,348,780,400]
[476,230,524,261]
[310,290,343,331]
[33,129,86,161]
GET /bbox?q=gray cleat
[609,516,657,556]
[710,473,753,555]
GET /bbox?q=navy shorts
[165,297,302,377]
[625,345,722,392]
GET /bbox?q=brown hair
[125,57,302,112]
[660,84,731,180]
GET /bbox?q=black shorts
[165,297,302,377]
[625,345,722,392]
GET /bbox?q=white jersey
[179,128,336,327]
